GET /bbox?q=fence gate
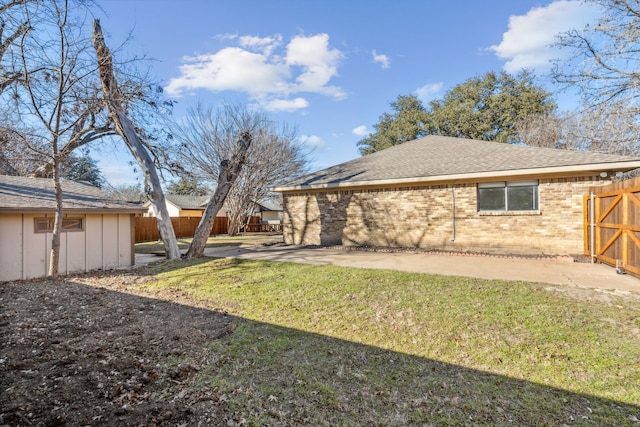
[584,176,640,276]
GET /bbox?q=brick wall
[282,176,609,256]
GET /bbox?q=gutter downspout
[590,192,595,264]
[450,185,456,243]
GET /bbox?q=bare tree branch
[517,100,640,157]
[553,0,640,106]
[170,102,309,238]
[185,131,253,259]
[92,18,180,260]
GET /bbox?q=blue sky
[95,0,599,186]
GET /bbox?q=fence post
[622,192,629,270]
[590,192,595,264]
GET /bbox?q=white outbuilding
[0,175,146,281]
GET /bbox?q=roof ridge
[276,135,640,191]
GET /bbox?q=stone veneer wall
[282,176,609,256]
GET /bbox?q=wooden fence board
[133,215,278,242]
[586,176,640,275]
[134,216,230,242]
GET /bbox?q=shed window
[34,217,84,233]
[478,180,538,211]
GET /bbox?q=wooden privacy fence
[584,176,640,276]
[135,216,229,242]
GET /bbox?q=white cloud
[352,125,369,136]
[165,48,289,96]
[372,50,390,69]
[286,34,346,99]
[238,34,282,55]
[166,33,346,112]
[260,97,309,112]
[415,82,443,102]
[490,0,599,73]
[300,135,325,148]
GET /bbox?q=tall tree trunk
[186,131,252,259]
[91,19,180,260]
[47,154,63,279]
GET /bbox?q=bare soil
[0,267,236,426]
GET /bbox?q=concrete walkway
[199,245,640,294]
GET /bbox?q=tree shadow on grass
[210,319,639,426]
[1,261,638,426]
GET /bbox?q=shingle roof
[256,199,283,211]
[0,175,146,212]
[276,135,640,191]
[165,194,210,209]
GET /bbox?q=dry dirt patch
[0,268,233,426]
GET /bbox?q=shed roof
[275,136,640,191]
[0,175,146,213]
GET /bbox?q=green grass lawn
[140,258,640,426]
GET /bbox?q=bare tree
[1,0,100,278]
[1,0,175,178]
[514,112,564,149]
[171,103,308,240]
[185,131,252,258]
[104,183,144,202]
[92,18,180,260]
[0,0,179,277]
[0,121,88,177]
[566,102,640,155]
[0,125,42,175]
[517,101,640,156]
[223,126,307,235]
[171,103,263,258]
[553,0,640,106]
[0,0,33,175]
[0,0,31,93]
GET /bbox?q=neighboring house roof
[256,200,283,211]
[164,194,210,210]
[144,194,236,217]
[0,175,146,213]
[275,135,640,191]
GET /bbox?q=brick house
[274,136,640,256]
[144,194,215,217]
[0,175,146,281]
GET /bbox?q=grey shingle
[165,194,210,209]
[278,136,640,190]
[0,175,146,212]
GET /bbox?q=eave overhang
[273,161,640,192]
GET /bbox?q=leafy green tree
[357,71,556,155]
[357,95,428,155]
[166,177,209,196]
[61,154,106,188]
[426,71,555,143]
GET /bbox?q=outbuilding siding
[282,176,607,256]
[0,213,136,282]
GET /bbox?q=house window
[34,217,84,233]
[478,180,538,211]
